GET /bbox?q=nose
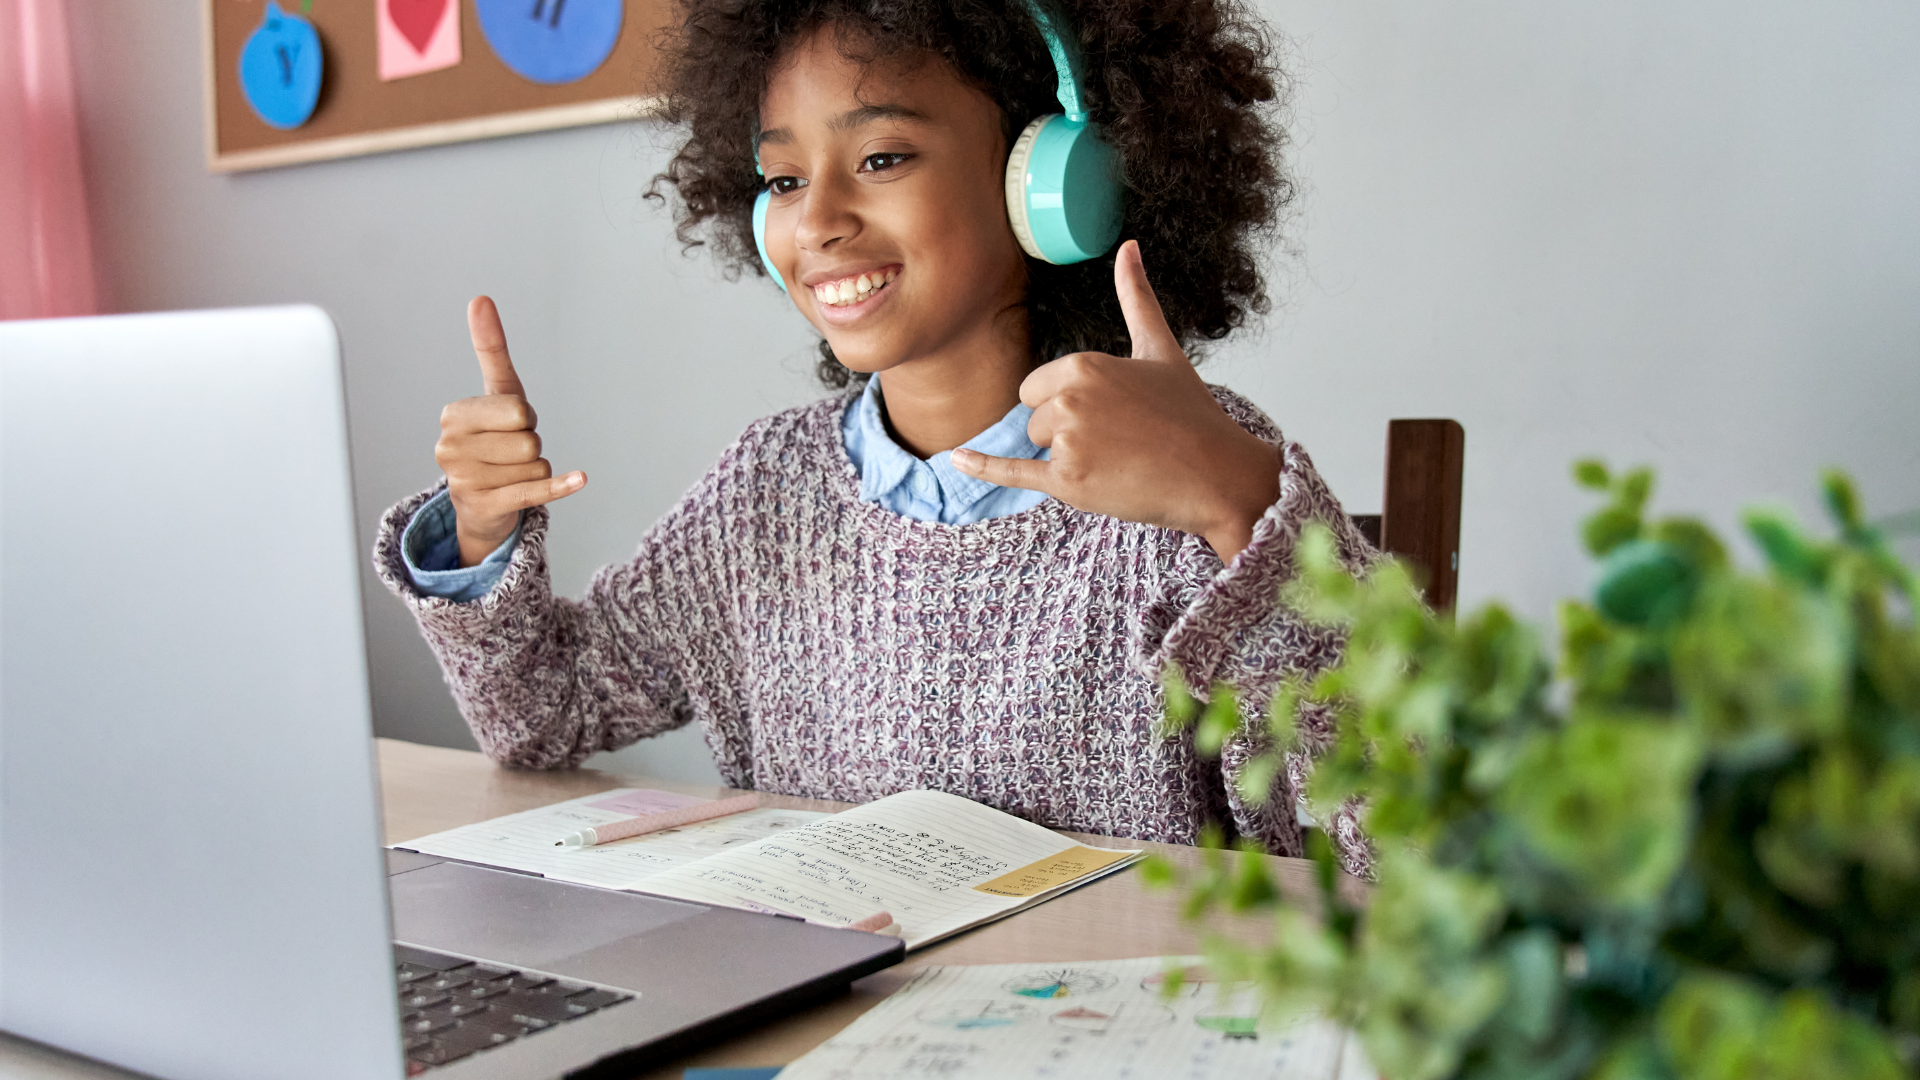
[794,169,861,254]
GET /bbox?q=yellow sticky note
[972,846,1133,898]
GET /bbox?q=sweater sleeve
[371,482,701,769]
[1136,389,1379,874]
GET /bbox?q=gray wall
[67,1,1920,784]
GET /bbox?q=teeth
[813,270,897,307]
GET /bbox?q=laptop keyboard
[395,943,634,1073]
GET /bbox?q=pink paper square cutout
[378,0,461,82]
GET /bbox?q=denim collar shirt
[839,375,1051,526]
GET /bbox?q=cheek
[904,178,1023,291]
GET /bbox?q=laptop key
[401,989,450,1011]
[446,998,493,1018]
[460,1010,533,1040]
[402,1034,434,1051]
[420,972,472,993]
[501,973,553,991]
[396,963,436,985]
[460,982,508,1001]
[499,992,584,1028]
[403,1012,456,1036]
[566,989,629,1012]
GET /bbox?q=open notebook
[394,789,1143,951]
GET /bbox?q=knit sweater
[373,388,1377,869]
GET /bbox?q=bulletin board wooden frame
[203,0,672,173]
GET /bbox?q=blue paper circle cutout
[476,0,623,86]
[238,2,323,130]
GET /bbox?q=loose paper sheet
[778,957,1376,1080]
[377,0,462,81]
[634,789,1141,949]
[392,788,828,891]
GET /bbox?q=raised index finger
[467,296,525,398]
[1113,240,1182,362]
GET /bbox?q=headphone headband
[1020,0,1087,122]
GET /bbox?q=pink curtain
[0,0,98,321]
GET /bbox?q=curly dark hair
[647,0,1291,388]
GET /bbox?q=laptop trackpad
[389,861,704,970]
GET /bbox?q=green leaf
[1137,854,1177,889]
[1235,751,1285,807]
[1619,468,1655,512]
[1575,460,1613,491]
[1595,540,1696,627]
[1584,506,1644,557]
[1821,469,1863,531]
[1161,668,1201,732]
[1194,688,1242,756]
[1742,507,1826,585]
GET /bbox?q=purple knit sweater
[374,388,1377,867]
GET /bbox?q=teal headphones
[752,0,1124,293]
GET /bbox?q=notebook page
[778,956,1364,1080]
[634,789,1140,949]
[392,789,827,890]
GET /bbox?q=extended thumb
[1114,241,1180,361]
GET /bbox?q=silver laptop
[0,307,901,1080]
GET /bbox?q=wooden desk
[0,738,1332,1079]
[376,739,1333,1078]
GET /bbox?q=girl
[375,0,1375,869]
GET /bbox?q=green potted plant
[1155,465,1920,1080]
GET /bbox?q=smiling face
[757,27,1030,381]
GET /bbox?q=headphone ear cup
[1004,116,1051,262]
[752,189,789,293]
[1003,113,1123,265]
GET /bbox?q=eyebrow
[756,103,928,149]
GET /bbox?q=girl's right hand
[435,296,587,568]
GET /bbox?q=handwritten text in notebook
[635,790,1142,950]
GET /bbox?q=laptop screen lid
[0,308,405,1080]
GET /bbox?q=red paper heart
[389,0,447,54]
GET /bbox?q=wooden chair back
[1347,419,1465,611]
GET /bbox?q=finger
[455,458,554,489]
[1013,353,1075,407]
[490,471,586,512]
[464,429,543,465]
[468,296,526,398]
[1113,240,1182,362]
[1025,397,1057,448]
[950,449,1054,493]
[442,394,538,435]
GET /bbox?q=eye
[860,152,912,173]
[766,175,807,196]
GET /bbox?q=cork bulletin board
[203,0,675,172]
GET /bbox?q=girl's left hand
[952,240,1282,563]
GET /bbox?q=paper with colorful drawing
[777,956,1377,1080]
